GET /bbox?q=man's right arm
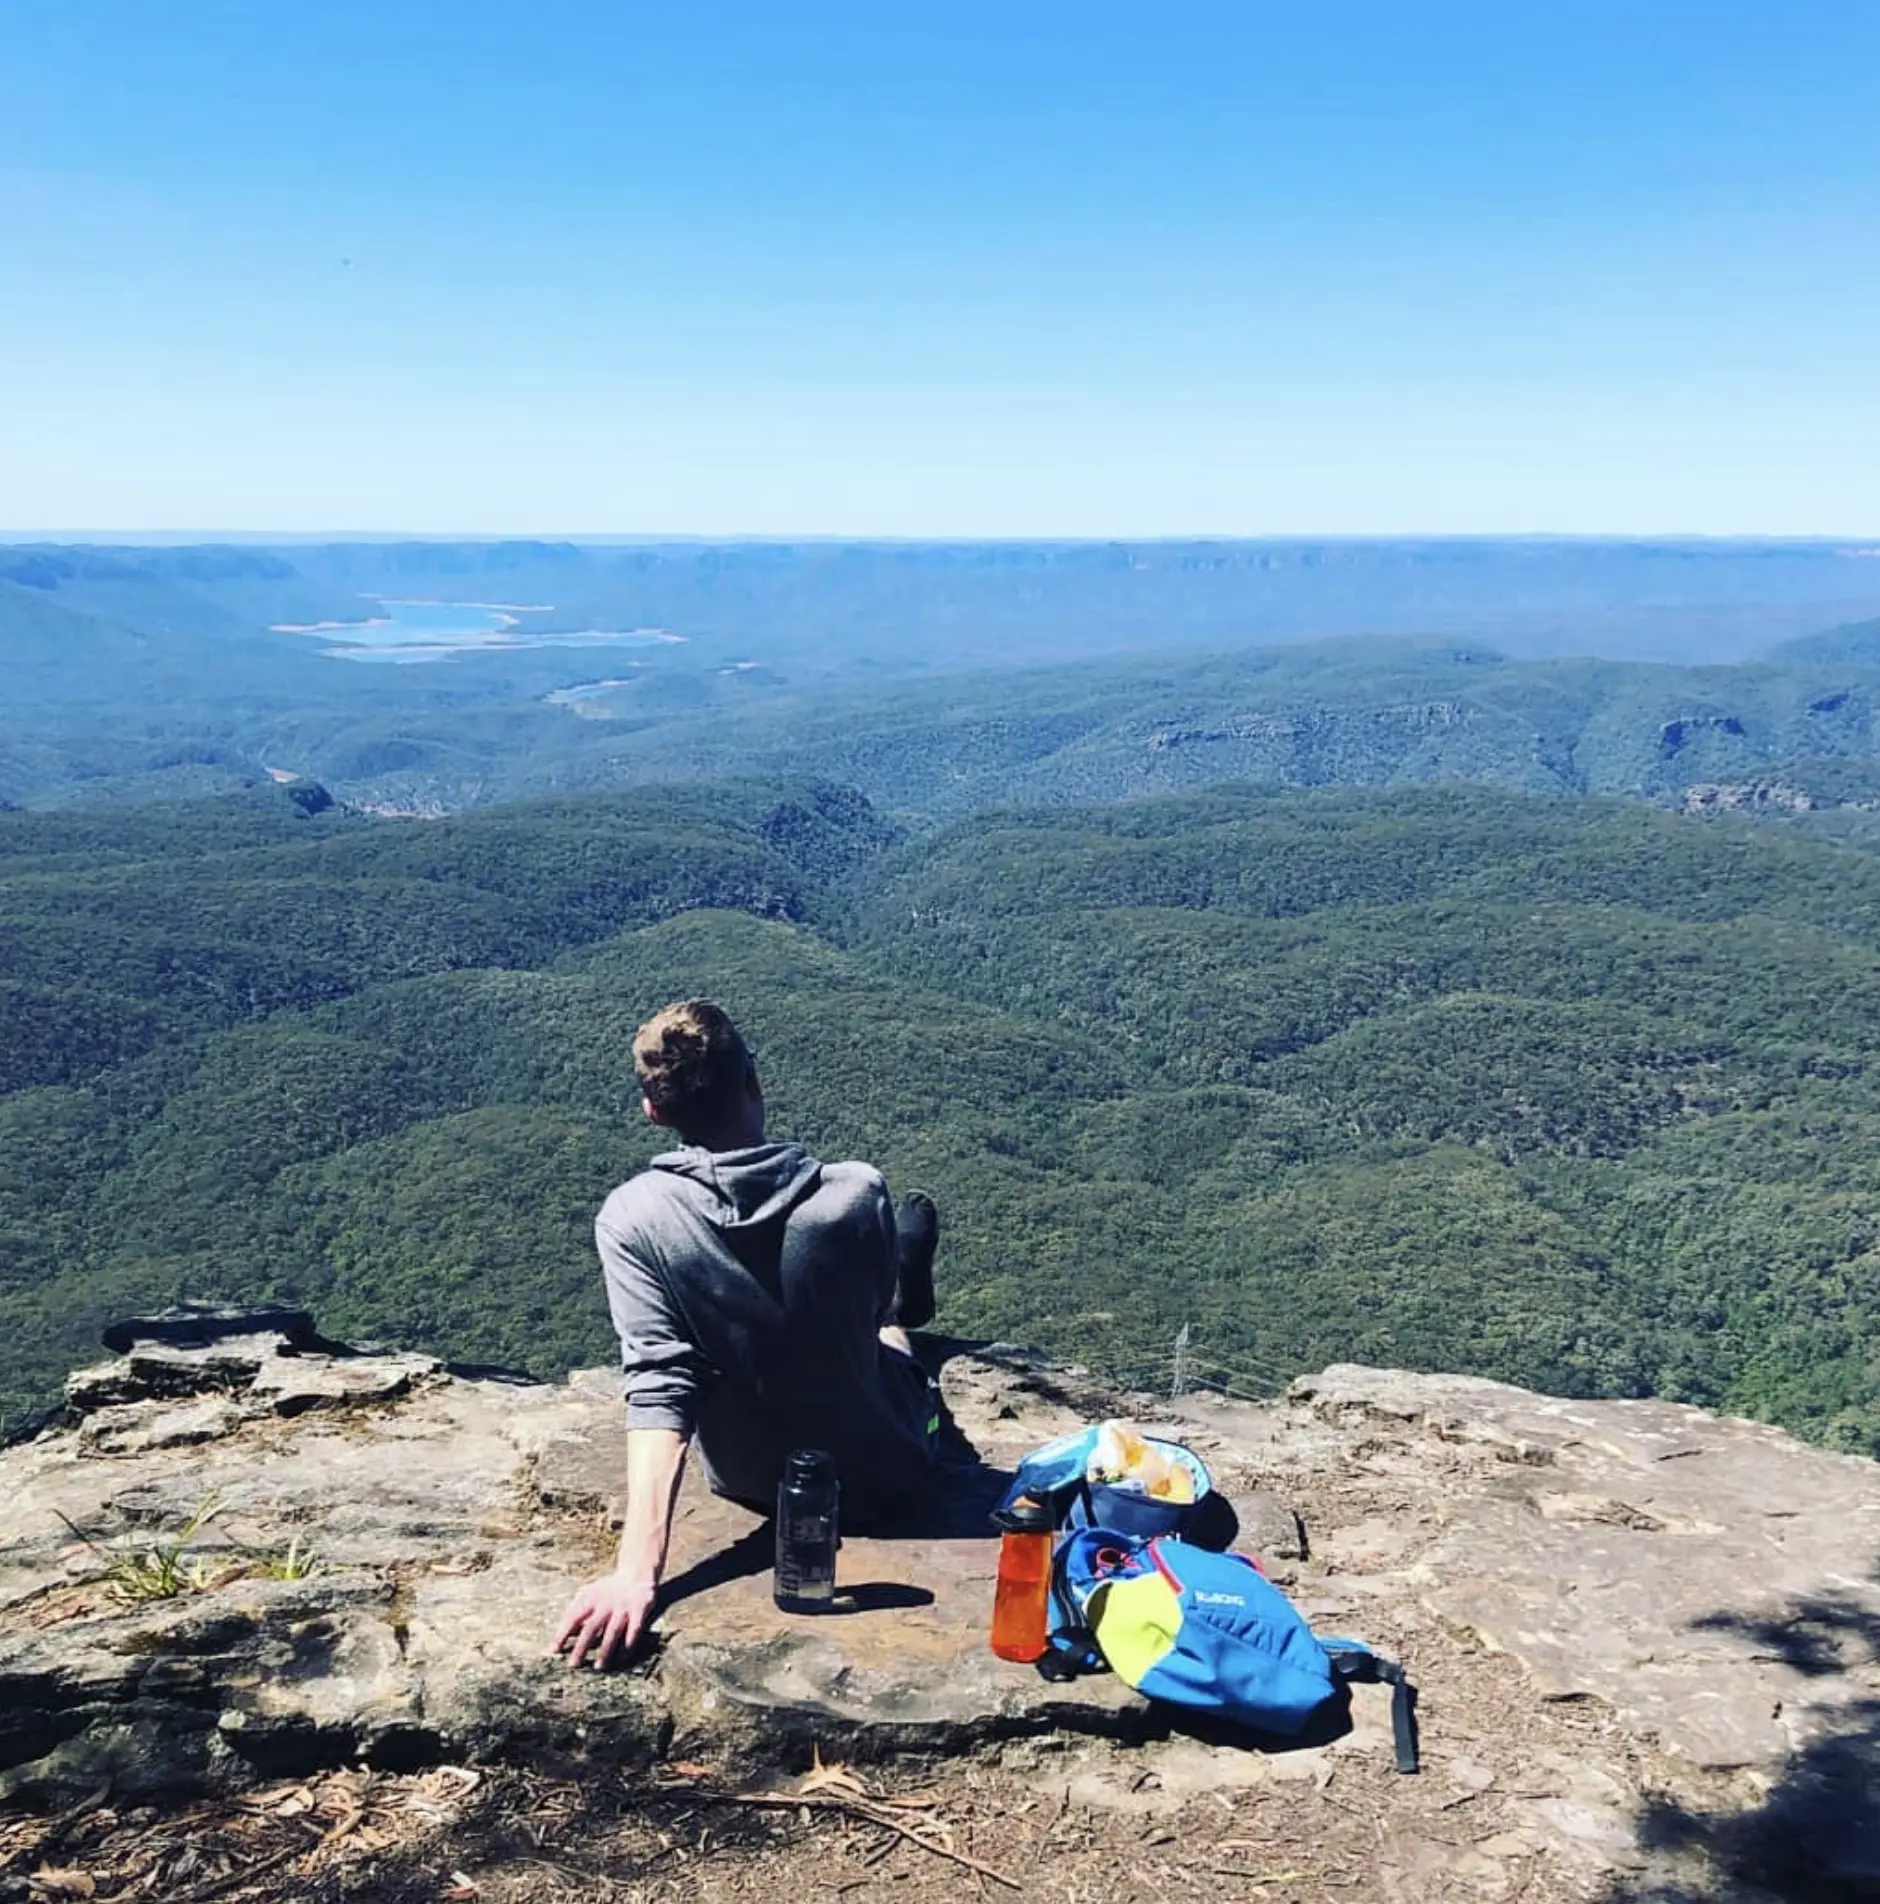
[553,1197,706,1669]
[596,1199,707,1438]
[553,1424,688,1669]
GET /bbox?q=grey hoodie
[595,1142,935,1515]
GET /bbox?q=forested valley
[7,773,1880,1458]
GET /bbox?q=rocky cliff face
[2,1312,1877,1903]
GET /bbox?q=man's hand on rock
[552,1573,658,1669]
[556,1424,686,1669]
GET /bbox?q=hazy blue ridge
[11,538,1880,816]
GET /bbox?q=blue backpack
[1048,1529,1420,1774]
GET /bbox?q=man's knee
[891,1192,938,1330]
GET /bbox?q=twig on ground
[168,1840,309,1904]
[718,1790,1021,1890]
[519,1854,624,1895]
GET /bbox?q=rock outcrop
[3,1313,1879,1900]
[1681,780,1817,814]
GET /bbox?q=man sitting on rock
[553,998,940,1669]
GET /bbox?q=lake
[272,599,682,664]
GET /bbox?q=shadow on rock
[657,1520,778,1618]
[1127,1684,1380,1759]
[825,1582,936,1614]
[439,1360,543,1386]
[1607,1561,1880,1903]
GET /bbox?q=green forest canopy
[6,776,1880,1459]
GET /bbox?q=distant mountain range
[11,536,1880,814]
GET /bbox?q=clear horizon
[9,532,1880,548]
[5,2,1878,537]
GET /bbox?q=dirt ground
[0,1757,1582,1904]
[2,1645,1693,1904]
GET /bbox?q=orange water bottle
[989,1496,1055,1662]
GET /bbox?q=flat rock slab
[1291,1365,1880,1776]
[0,1342,1126,1806]
[530,1360,1140,1748]
[5,1334,1880,1894]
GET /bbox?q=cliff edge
[2,1310,1877,1903]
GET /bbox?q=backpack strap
[1325,1645,1420,1774]
[1034,1528,1117,1681]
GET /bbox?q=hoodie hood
[650,1142,824,1232]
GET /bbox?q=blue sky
[3,1,1877,535]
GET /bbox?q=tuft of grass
[249,1532,320,1582]
[56,1489,226,1603]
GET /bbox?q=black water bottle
[774,1448,840,1612]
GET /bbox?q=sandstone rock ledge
[2,1317,1878,1901]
